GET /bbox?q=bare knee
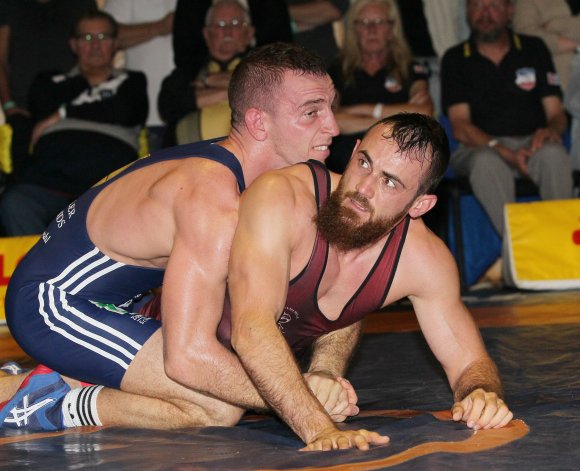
[176,400,244,428]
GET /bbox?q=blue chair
[436,115,542,289]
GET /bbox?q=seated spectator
[103,0,176,151]
[0,10,147,236]
[288,0,349,66]
[565,53,580,170]
[0,0,97,175]
[172,0,290,89]
[395,0,469,115]
[513,0,580,91]
[158,0,255,146]
[441,0,574,242]
[326,0,433,173]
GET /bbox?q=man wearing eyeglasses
[441,0,573,268]
[0,10,148,236]
[159,0,255,147]
[0,0,97,176]
[325,0,433,173]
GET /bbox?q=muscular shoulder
[172,157,241,209]
[394,218,461,299]
[243,162,316,212]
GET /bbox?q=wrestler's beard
[315,187,409,252]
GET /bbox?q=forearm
[546,112,568,136]
[452,119,494,148]
[233,320,336,444]
[195,86,228,109]
[289,1,341,27]
[452,357,503,402]
[117,20,169,50]
[337,100,432,134]
[166,340,268,411]
[308,322,362,377]
[0,65,10,105]
[382,101,434,118]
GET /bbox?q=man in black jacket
[0,10,148,236]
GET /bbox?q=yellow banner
[504,199,580,289]
[0,236,40,322]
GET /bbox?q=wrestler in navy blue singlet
[5,139,245,388]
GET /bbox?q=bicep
[542,95,564,121]
[448,103,471,125]
[228,182,294,333]
[162,198,236,354]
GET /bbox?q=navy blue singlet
[5,139,245,388]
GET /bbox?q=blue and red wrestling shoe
[0,365,70,431]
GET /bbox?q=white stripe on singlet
[37,247,142,370]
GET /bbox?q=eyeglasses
[354,18,395,29]
[75,32,114,43]
[209,18,249,29]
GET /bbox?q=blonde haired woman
[327,0,433,172]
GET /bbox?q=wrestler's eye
[383,177,396,189]
[358,158,370,169]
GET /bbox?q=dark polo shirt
[328,61,429,107]
[441,32,562,136]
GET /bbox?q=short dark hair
[367,113,450,194]
[71,10,118,39]
[228,42,329,129]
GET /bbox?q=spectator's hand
[500,146,532,176]
[452,388,513,430]
[530,127,561,152]
[205,71,233,89]
[301,426,390,451]
[409,89,430,105]
[158,11,175,36]
[31,111,60,146]
[304,372,359,422]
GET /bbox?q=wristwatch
[487,138,499,148]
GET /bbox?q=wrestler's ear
[408,194,437,219]
[244,107,267,141]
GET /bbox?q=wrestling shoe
[0,361,31,376]
[0,365,70,431]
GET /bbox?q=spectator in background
[513,0,580,91]
[0,0,97,175]
[395,0,469,115]
[441,0,573,242]
[0,10,147,236]
[172,0,291,82]
[326,0,433,173]
[159,0,254,147]
[564,53,580,170]
[103,0,175,152]
[288,0,349,66]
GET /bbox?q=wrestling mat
[2,317,579,470]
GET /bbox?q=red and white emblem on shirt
[515,67,536,91]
